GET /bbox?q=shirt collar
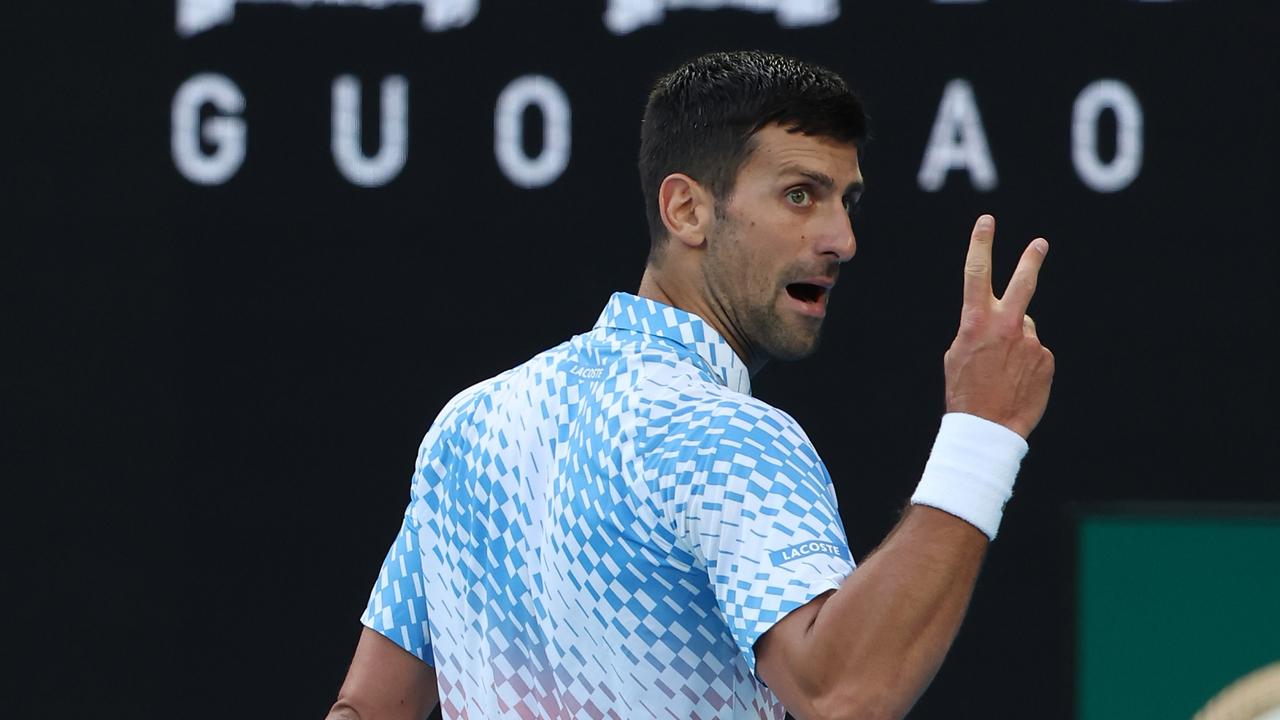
[593,292,752,397]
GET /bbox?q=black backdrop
[11,2,1279,718]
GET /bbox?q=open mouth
[786,283,828,305]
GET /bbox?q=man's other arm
[326,627,439,720]
[756,216,1054,720]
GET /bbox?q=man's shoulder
[420,338,578,442]
[637,385,830,496]
[634,374,815,458]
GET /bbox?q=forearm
[326,674,439,720]
[796,505,989,720]
[324,703,362,720]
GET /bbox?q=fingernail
[978,215,993,229]
[1033,238,1048,255]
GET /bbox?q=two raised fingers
[962,214,1048,316]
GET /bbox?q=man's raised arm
[326,627,439,720]
[756,215,1055,720]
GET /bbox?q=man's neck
[636,268,765,376]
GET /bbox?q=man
[328,50,1053,720]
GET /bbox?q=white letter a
[918,79,997,192]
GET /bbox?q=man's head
[637,51,868,371]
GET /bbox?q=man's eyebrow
[780,165,835,190]
[780,165,864,196]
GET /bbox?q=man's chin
[764,328,823,362]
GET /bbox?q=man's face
[701,123,863,363]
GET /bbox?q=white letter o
[1072,79,1143,193]
[494,75,571,189]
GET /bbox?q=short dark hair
[638,50,868,258]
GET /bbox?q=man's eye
[787,189,810,206]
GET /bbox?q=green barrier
[1077,508,1280,720]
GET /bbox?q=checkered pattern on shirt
[362,292,854,719]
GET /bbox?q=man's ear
[658,173,715,249]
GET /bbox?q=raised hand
[943,215,1055,439]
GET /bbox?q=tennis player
[326,50,1054,720]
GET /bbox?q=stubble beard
[703,213,824,364]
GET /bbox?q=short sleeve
[650,397,854,676]
[360,507,434,666]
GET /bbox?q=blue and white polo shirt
[362,292,855,719]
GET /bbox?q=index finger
[963,214,995,307]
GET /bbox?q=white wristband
[911,413,1029,540]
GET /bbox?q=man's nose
[817,207,857,262]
